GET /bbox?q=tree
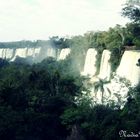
[122,2,140,47]
[122,3,140,23]
[93,78,111,104]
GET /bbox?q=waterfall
[15,48,28,58]
[5,49,14,59]
[82,48,97,76]
[0,48,14,59]
[34,47,41,57]
[0,47,56,61]
[117,50,140,86]
[2,49,6,58]
[11,48,28,61]
[0,47,41,61]
[99,50,140,106]
[37,46,56,62]
[58,48,71,60]
[0,49,5,59]
[46,47,56,58]
[0,49,4,58]
[27,48,35,57]
[98,50,111,80]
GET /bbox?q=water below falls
[89,50,140,106]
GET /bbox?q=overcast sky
[0,0,128,41]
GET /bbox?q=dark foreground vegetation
[0,57,140,140]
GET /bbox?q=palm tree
[93,78,111,104]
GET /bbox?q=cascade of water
[2,49,6,58]
[27,48,35,57]
[46,47,56,58]
[98,50,111,80]
[0,47,57,61]
[0,48,14,59]
[83,50,140,106]
[34,47,41,57]
[11,48,28,61]
[5,49,14,59]
[117,51,140,86]
[94,50,140,105]
[82,48,97,76]
[0,49,4,58]
[0,47,56,61]
[90,75,130,106]
[58,48,71,60]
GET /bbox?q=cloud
[0,0,128,41]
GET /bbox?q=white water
[2,49,6,58]
[117,51,140,86]
[82,48,97,76]
[10,47,40,61]
[58,48,71,60]
[0,49,3,58]
[0,49,5,58]
[0,47,139,88]
[91,50,140,106]
[0,47,52,61]
[90,75,129,106]
[0,48,14,59]
[27,48,35,57]
[89,50,140,106]
[46,47,56,58]
[6,49,14,59]
[98,50,111,80]
[11,48,28,61]
[34,47,41,57]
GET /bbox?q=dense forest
[0,2,140,140]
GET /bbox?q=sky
[0,0,129,42]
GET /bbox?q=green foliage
[61,83,140,140]
[0,58,9,67]
[0,59,84,140]
[109,48,121,72]
[122,4,140,23]
[49,36,71,49]
[62,103,122,140]
[122,4,140,47]
[126,23,140,48]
